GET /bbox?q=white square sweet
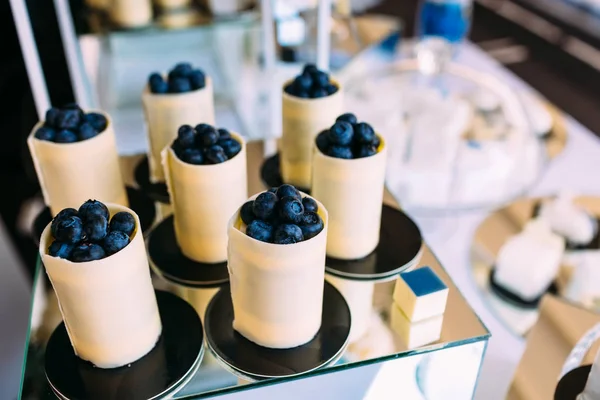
[393,267,449,322]
[390,303,443,349]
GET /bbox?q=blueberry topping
[197,126,219,147]
[150,63,206,94]
[354,122,375,144]
[149,72,163,86]
[177,125,196,148]
[268,187,278,193]
[246,220,274,243]
[284,64,336,99]
[219,138,242,158]
[169,77,192,93]
[48,241,74,259]
[296,90,310,99]
[302,197,318,213]
[278,196,304,223]
[218,128,231,140]
[303,64,318,75]
[274,224,303,244]
[78,200,109,221]
[34,126,56,141]
[294,73,313,92]
[240,201,256,225]
[315,130,329,153]
[313,71,330,87]
[149,74,169,94]
[84,112,108,132]
[70,243,105,262]
[276,184,301,201]
[205,145,228,164]
[63,103,85,120]
[253,192,278,220]
[78,123,98,141]
[51,208,78,237]
[170,62,193,78]
[189,69,206,90]
[300,211,324,240]
[336,113,357,125]
[320,115,380,159]
[180,148,204,165]
[372,135,381,149]
[328,121,354,146]
[311,87,328,98]
[357,145,378,158]
[54,216,84,244]
[325,84,338,95]
[83,215,108,242]
[172,123,241,165]
[55,130,78,143]
[327,145,353,159]
[45,108,61,128]
[109,211,136,236]
[103,231,130,255]
[56,109,81,130]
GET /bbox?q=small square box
[390,303,443,349]
[393,266,448,322]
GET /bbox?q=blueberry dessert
[34,104,108,143]
[171,123,241,165]
[47,200,136,262]
[240,184,324,244]
[148,62,206,94]
[284,64,338,99]
[316,113,380,159]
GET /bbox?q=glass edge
[471,338,491,398]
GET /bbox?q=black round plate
[147,215,229,288]
[33,187,156,245]
[134,156,170,204]
[260,154,310,194]
[325,205,423,281]
[45,291,204,400]
[205,282,351,380]
[554,365,591,400]
[489,269,559,309]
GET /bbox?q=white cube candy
[390,303,443,349]
[393,267,449,322]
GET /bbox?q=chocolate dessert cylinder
[109,0,153,27]
[227,193,328,349]
[142,77,215,183]
[27,112,128,217]
[39,204,162,368]
[312,135,387,259]
[280,81,343,188]
[162,133,247,263]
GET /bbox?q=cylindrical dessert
[325,275,374,342]
[281,80,343,188]
[312,135,387,259]
[142,77,215,183]
[162,132,247,263]
[28,111,128,217]
[40,203,161,368]
[155,0,191,8]
[109,0,153,27]
[227,192,328,349]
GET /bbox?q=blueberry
[51,208,78,237]
[278,196,304,223]
[294,73,313,92]
[56,109,81,130]
[54,216,84,244]
[328,121,354,146]
[109,211,136,236]
[218,128,231,140]
[171,138,185,156]
[149,72,163,86]
[197,126,219,147]
[83,215,108,242]
[45,107,61,128]
[284,84,296,96]
[311,87,328,98]
[276,184,301,201]
[246,220,274,243]
[315,130,329,153]
[336,113,357,125]
[78,200,109,221]
[55,129,78,143]
[354,122,375,144]
[300,211,324,240]
[48,240,74,259]
[169,62,193,79]
[84,112,108,132]
[63,103,85,120]
[180,148,204,165]
[195,123,212,135]
[189,69,206,90]
[169,77,192,93]
[70,243,106,262]
[303,63,318,75]
[295,90,310,99]
[177,125,196,148]
[149,75,168,94]
[219,138,242,158]
[356,145,377,158]
[372,135,381,149]
[268,187,278,193]
[34,126,56,141]
[103,230,130,255]
[240,201,256,225]
[312,70,329,87]
[253,192,278,220]
[205,145,228,164]
[302,197,318,213]
[274,224,303,244]
[325,84,338,95]
[78,123,98,141]
[327,145,353,159]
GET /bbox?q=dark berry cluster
[48,200,136,262]
[148,62,206,94]
[316,113,380,159]
[240,185,324,245]
[172,124,241,165]
[34,104,108,143]
[284,64,338,99]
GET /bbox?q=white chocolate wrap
[155,0,191,8]
[280,81,343,188]
[162,133,247,263]
[142,78,215,183]
[312,136,387,259]
[40,203,162,368]
[109,0,153,27]
[27,113,128,217]
[227,193,328,349]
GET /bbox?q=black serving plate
[554,365,592,400]
[260,154,310,194]
[489,269,559,309]
[134,156,170,204]
[205,282,351,380]
[45,291,204,400]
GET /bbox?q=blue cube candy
[392,266,448,322]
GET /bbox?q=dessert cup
[39,203,162,368]
[312,135,387,259]
[227,193,328,349]
[142,77,215,183]
[109,0,153,27]
[280,81,343,188]
[325,275,374,342]
[162,132,247,263]
[28,111,128,217]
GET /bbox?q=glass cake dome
[344,58,548,214]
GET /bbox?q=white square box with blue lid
[393,266,449,322]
